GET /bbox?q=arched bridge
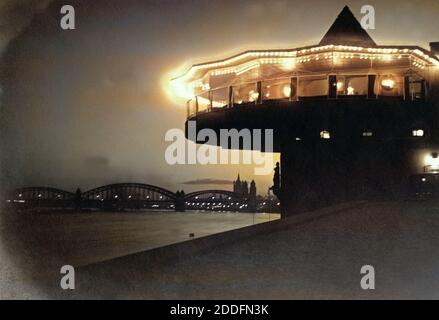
[81,183,177,210]
[4,184,255,212]
[82,183,176,201]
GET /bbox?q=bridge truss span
[82,183,176,202]
[184,190,249,211]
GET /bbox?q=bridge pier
[175,191,186,212]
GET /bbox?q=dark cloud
[0,0,53,54]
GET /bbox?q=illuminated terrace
[171,7,439,118]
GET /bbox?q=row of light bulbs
[207,52,427,80]
[176,45,438,83]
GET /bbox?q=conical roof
[319,6,376,47]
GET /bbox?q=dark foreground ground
[57,201,439,299]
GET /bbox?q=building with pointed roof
[319,6,376,47]
[233,174,251,196]
[174,6,439,217]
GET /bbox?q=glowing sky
[1,0,438,194]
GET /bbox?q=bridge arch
[81,183,176,202]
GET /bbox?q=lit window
[381,78,395,90]
[283,85,292,98]
[320,131,331,139]
[424,152,439,169]
[249,90,259,102]
[362,131,373,137]
[347,86,355,95]
[412,129,424,137]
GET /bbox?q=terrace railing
[186,74,426,118]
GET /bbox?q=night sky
[1,0,438,194]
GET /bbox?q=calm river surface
[1,210,280,267]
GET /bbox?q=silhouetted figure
[270,162,281,201]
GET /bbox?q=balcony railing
[424,165,439,174]
[186,74,426,118]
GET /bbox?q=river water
[0,209,280,298]
[1,210,279,267]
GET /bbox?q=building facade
[174,6,439,216]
